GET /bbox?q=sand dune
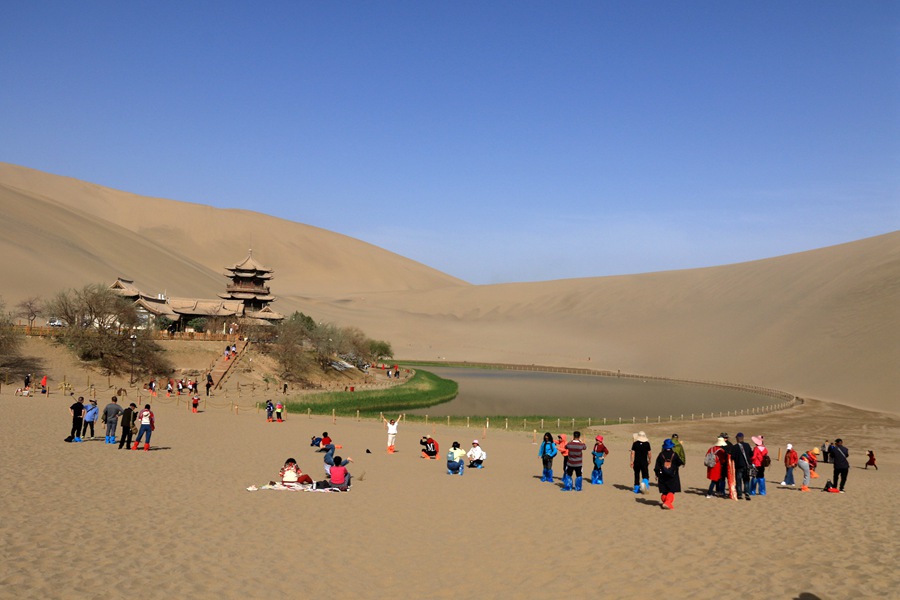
[1,163,898,599]
[1,163,897,415]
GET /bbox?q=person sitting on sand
[278,458,313,486]
[447,441,466,475]
[467,440,487,469]
[797,447,819,491]
[326,456,352,491]
[654,438,684,510]
[420,435,439,459]
[319,432,332,449]
[865,450,877,470]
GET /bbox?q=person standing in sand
[729,433,753,501]
[69,397,86,442]
[538,432,558,482]
[630,432,652,494]
[118,403,137,449]
[829,439,850,493]
[750,435,769,496]
[103,396,123,444]
[654,438,683,510]
[562,431,587,492]
[556,434,569,474]
[81,399,99,440]
[383,414,402,453]
[705,437,728,498]
[133,404,155,451]
[781,444,798,486]
[590,435,609,485]
[671,433,686,465]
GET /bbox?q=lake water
[409,366,776,419]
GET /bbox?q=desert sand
[1,164,898,599]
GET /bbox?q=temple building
[111,251,284,331]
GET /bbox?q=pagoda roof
[218,292,276,302]
[245,306,285,321]
[110,277,142,298]
[225,250,274,275]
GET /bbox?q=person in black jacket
[118,403,137,450]
[830,439,850,492]
[729,432,753,501]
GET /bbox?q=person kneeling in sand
[467,440,487,469]
[276,458,313,487]
[447,441,466,475]
[420,435,439,459]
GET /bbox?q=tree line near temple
[1,286,393,385]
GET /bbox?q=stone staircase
[210,340,249,390]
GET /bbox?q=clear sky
[2,2,898,284]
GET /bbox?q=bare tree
[15,296,43,328]
[46,284,169,376]
[0,298,22,357]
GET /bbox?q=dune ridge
[1,162,897,414]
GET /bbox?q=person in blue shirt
[538,432,557,482]
[81,399,99,439]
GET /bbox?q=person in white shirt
[466,440,487,469]
[382,414,402,453]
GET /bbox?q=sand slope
[1,163,897,413]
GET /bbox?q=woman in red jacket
[705,437,728,498]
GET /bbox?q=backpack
[661,452,677,476]
[762,453,771,468]
[704,448,718,468]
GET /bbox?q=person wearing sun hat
[750,435,769,495]
[654,438,684,510]
[705,436,728,498]
[590,435,610,485]
[781,443,799,486]
[797,446,819,491]
[630,431,652,494]
[466,439,486,469]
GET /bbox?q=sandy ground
[1,164,897,599]
[1,385,897,599]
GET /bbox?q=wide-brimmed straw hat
[716,437,727,447]
[635,431,649,442]
[810,447,820,455]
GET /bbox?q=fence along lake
[410,366,777,419]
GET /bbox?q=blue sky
[2,2,897,283]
